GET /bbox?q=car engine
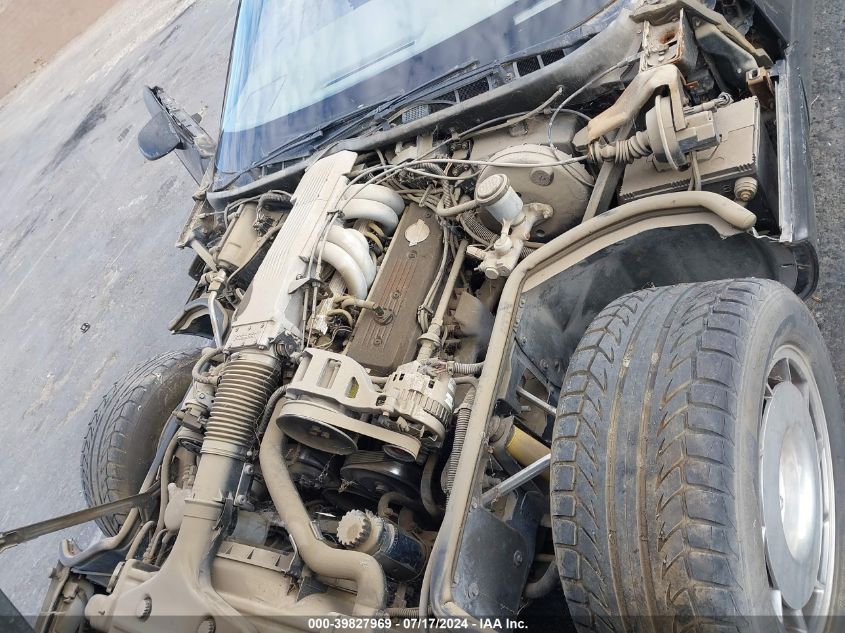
[66,2,796,630]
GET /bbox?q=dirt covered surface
[0,0,119,97]
[0,0,236,615]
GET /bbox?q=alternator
[276,349,455,458]
[381,360,455,440]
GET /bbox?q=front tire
[551,279,844,632]
[80,349,200,536]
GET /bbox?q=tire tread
[551,280,789,631]
[80,348,199,536]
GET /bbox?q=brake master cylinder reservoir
[475,173,523,224]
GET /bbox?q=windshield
[214,0,611,188]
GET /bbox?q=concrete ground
[0,0,236,615]
[0,0,842,619]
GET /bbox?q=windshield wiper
[218,60,491,188]
[216,97,404,189]
[217,55,541,189]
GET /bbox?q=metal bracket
[233,464,255,510]
[0,483,160,555]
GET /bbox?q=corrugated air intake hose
[201,350,281,461]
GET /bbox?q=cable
[460,86,564,139]
[192,347,223,385]
[547,52,642,150]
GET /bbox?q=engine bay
[60,1,813,631]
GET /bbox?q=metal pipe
[337,296,380,312]
[515,385,556,415]
[339,198,399,234]
[436,197,478,218]
[54,414,181,566]
[344,183,405,216]
[58,501,146,567]
[481,454,551,506]
[259,422,387,614]
[417,240,468,360]
[327,225,377,285]
[321,242,369,299]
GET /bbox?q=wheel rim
[759,346,835,632]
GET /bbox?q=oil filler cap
[337,510,372,548]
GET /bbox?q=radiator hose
[259,421,387,615]
[446,387,476,494]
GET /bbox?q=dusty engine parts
[202,350,281,461]
[227,151,401,350]
[336,509,426,581]
[276,349,455,459]
[467,195,553,279]
[340,451,421,498]
[619,97,775,215]
[474,144,592,240]
[588,92,721,170]
[285,443,340,492]
[344,203,442,376]
[215,192,292,272]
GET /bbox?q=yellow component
[505,426,551,481]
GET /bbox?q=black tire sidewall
[81,348,200,536]
[735,287,845,626]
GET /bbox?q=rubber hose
[156,434,180,532]
[449,361,484,376]
[386,606,434,617]
[523,560,562,599]
[447,387,476,494]
[257,386,287,437]
[460,212,535,257]
[420,452,443,520]
[125,521,155,562]
[377,492,427,518]
[202,351,280,460]
[259,423,387,615]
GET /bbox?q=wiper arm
[217,98,402,189]
[217,59,493,189]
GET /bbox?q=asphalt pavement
[0,0,842,618]
[0,0,236,614]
